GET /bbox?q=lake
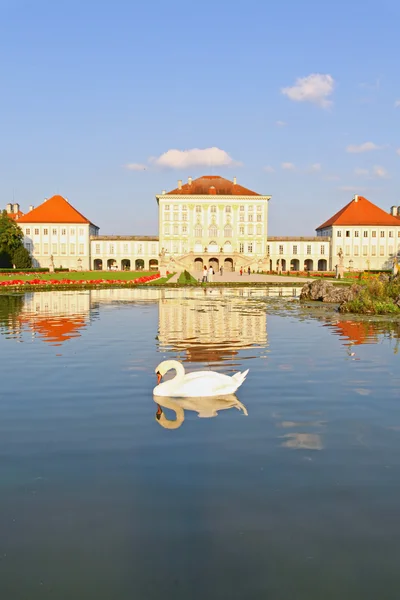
[1,287,400,600]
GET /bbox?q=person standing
[240,267,243,276]
[202,265,208,283]
[220,265,223,276]
[208,264,214,283]
[248,266,251,275]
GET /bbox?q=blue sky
[0,0,399,235]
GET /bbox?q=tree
[13,246,32,269]
[0,210,24,267]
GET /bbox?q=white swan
[153,359,249,398]
[154,394,248,429]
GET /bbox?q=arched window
[224,225,232,237]
[164,224,170,235]
[194,225,203,237]
[209,225,218,237]
[210,205,217,213]
[256,225,262,235]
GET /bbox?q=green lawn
[0,270,154,282]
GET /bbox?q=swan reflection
[154,394,248,429]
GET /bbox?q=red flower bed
[0,273,160,287]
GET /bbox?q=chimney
[161,190,166,195]
[13,203,19,214]
[233,177,237,185]
[353,194,359,203]
[188,177,192,186]
[397,207,400,217]
[29,205,34,211]
[178,179,182,190]
[6,203,12,213]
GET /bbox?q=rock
[300,279,360,303]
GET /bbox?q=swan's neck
[155,398,185,429]
[168,360,185,382]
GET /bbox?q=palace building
[5,175,400,273]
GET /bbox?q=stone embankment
[300,280,360,304]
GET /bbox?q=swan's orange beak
[156,405,163,420]
[156,371,162,384]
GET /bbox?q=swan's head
[154,360,183,384]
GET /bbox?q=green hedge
[0,267,49,273]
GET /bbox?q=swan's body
[154,394,248,429]
[154,360,249,398]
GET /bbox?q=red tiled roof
[332,321,378,346]
[166,175,261,196]
[18,195,93,224]
[317,195,400,230]
[7,211,24,221]
[19,315,87,345]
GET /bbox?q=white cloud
[395,100,400,108]
[125,163,147,171]
[346,141,381,153]
[354,168,369,176]
[276,120,287,127]
[281,73,335,108]
[308,163,321,172]
[263,165,275,173]
[372,165,389,179]
[150,147,240,169]
[281,162,296,170]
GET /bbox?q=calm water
[1,287,400,600]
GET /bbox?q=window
[52,228,57,236]
[256,242,262,254]
[79,228,84,236]
[25,228,30,235]
[70,228,75,236]
[239,243,244,253]
[398,231,400,238]
[164,205,170,211]
[248,224,254,235]
[61,228,66,236]
[164,212,170,221]
[307,245,311,255]
[33,244,39,254]
[380,231,385,238]
[363,246,368,256]
[320,245,325,255]
[173,225,178,234]
[247,242,253,253]
[389,245,394,255]
[239,226,245,235]
[389,231,394,238]
[78,244,84,254]
[363,231,368,238]
[267,245,270,255]
[194,225,202,237]
[123,244,129,254]
[239,214,244,222]
[346,231,350,237]
[372,231,377,238]
[279,245,284,255]
[164,224,170,235]
[43,228,48,235]
[257,205,262,212]
[151,244,156,254]
[256,214,262,222]
[25,242,32,252]
[224,225,232,237]
[182,205,187,211]
[43,243,49,254]
[182,225,187,234]
[345,245,350,256]
[380,246,385,256]
[354,231,359,238]
[95,243,100,254]
[196,205,202,213]
[173,212,179,221]
[109,244,115,254]
[248,214,253,222]
[210,205,217,213]
[225,206,231,213]
[34,228,39,235]
[138,244,143,254]
[52,243,57,254]
[371,246,377,256]
[173,244,179,253]
[209,225,218,237]
[248,205,253,212]
[182,212,187,221]
[337,231,342,237]
[293,245,298,255]
[354,245,359,256]
[256,225,262,235]
[173,205,178,210]
[61,243,66,255]
[70,243,75,255]
[240,205,244,212]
